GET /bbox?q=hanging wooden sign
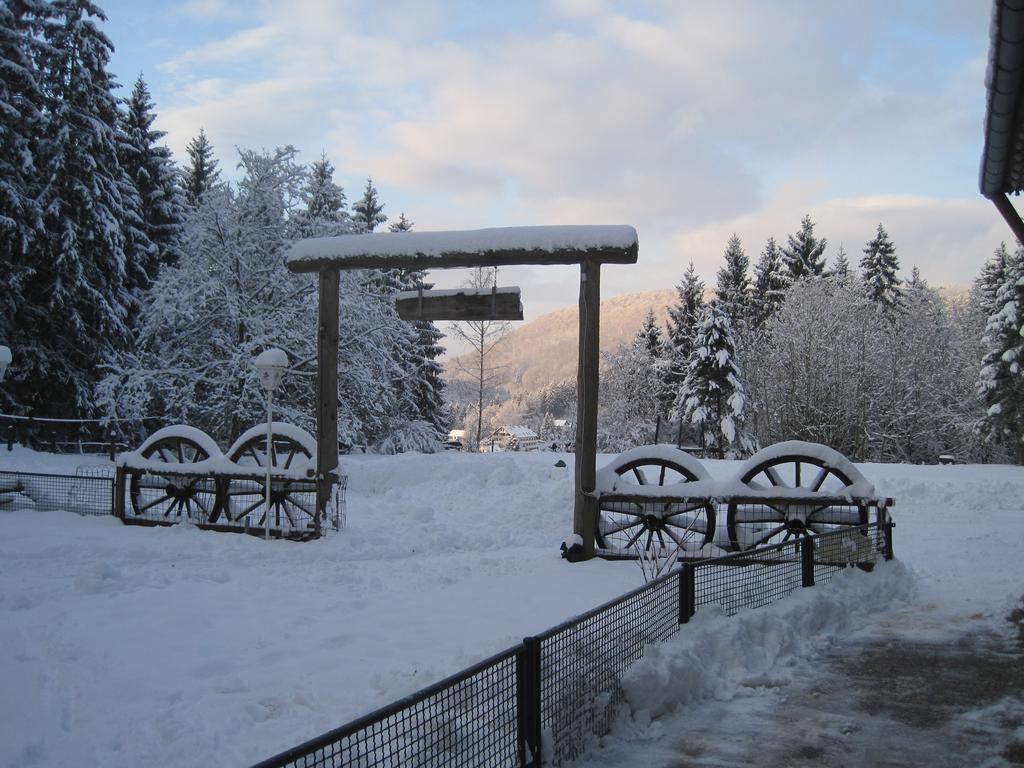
[395,286,523,321]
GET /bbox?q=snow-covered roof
[980,0,1024,197]
[286,225,639,272]
[498,425,539,439]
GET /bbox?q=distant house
[483,425,541,452]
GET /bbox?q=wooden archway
[285,225,639,558]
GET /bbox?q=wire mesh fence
[251,648,522,768]
[0,467,346,534]
[536,574,678,764]
[0,469,114,515]
[252,518,893,768]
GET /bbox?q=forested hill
[444,288,676,392]
[443,284,971,396]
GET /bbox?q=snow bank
[286,225,638,264]
[621,562,916,721]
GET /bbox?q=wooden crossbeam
[395,287,523,321]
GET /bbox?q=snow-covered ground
[1,446,1023,767]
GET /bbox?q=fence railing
[0,468,346,533]
[0,468,115,516]
[251,519,894,768]
[2,413,161,458]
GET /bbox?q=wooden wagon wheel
[129,428,219,523]
[726,443,869,551]
[224,425,317,531]
[595,447,715,555]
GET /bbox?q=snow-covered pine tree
[663,262,705,399]
[860,223,903,310]
[389,212,413,232]
[14,0,146,415]
[598,313,664,450]
[715,233,751,327]
[629,308,656,355]
[181,128,220,206]
[977,247,1024,464]
[750,237,788,329]
[831,245,851,279]
[352,177,387,233]
[781,214,827,281]
[386,214,448,438]
[290,153,350,238]
[0,0,49,378]
[674,301,753,459]
[119,75,184,276]
[974,242,1012,318]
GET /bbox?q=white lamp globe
[254,348,288,392]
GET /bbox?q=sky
[100,0,1003,320]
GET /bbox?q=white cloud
[143,0,997,320]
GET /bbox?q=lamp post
[255,348,287,540]
[0,345,11,382]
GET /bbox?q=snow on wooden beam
[395,287,524,321]
[285,225,638,273]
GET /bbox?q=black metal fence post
[801,538,815,587]
[678,563,696,624]
[517,636,542,767]
[884,521,894,561]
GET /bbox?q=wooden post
[315,269,340,539]
[113,466,126,521]
[573,259,601,559]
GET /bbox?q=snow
[125,424,225,460]
[1,447,1023,767]
[254,348,288,369]
[117,422,318,479]
[593,442,880,502]
[224,422,316,465]
[395,286,521,300]
[286,225,638,265]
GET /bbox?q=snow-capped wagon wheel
[224,425,317,531]
[596,447,716,555]
[129,428,218,522]
[726,445,869,551]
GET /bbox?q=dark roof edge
[981,1,1024,197]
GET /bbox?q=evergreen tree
[674,301,752,459]
[977,248,1024,464]
[181,128,220,206]
[598,316,664,450]
[290,153,350,238]
[974,242,1011,318]
[907,265,924,291]
[352,177,387,233]
[119,75,184,277]
[831,245,851,279]
[387,214,448,437]
[664,262,705,393]
[389,212,413,232]
[637,309,663,358]
[13,0,144,415]
[715,233,751,327]
[860,223,903,310]
[0,0,49,374]
[750,237,787,329]
[781,214,827,280]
